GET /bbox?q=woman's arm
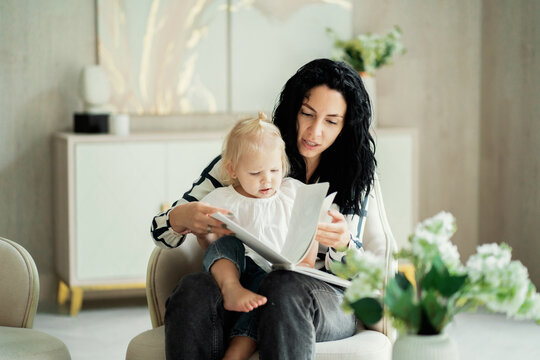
[150,156,232,248]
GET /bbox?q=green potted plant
[327,26,405,127]
[327,25,406,76]
[331,212,540,359]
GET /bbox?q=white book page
[319,192,337,223]
[211,212,291,264]
[280,183,330,263]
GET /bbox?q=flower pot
[392,333,459,360]
[359,73,377,128]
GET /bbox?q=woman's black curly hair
[273,58,376,215]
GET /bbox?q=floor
[33,298,540,360]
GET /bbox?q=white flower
[408,211,463,273]
[331,250,385,311]
[515,289,540,321]
[465,243,534,316]
[344,277,381,307]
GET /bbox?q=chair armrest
[0,237,40,328]
[146,236,204,328]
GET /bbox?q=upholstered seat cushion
[0,326,71,360]
[126,327,165,360]
[126,325,391,360]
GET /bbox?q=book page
[280,183,329,264]
[319,192,337,223]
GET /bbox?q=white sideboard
[53,132,224,315]
[53,128,417,314]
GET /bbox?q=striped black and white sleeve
[150,155,224,248]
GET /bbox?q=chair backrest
[146,178,398,333]
[0,237,40,328]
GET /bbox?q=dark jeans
[164,252,356,360]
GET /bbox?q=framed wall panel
[97,0,352,115]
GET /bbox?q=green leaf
[421,255,467,297]
[421,262,441,291]
[418,307,440,335]
[395,272,412,290]
[421,255,446,290]
[350,298,383,325]
[439,274,467,297]
[422,289,448,332]
[385,278,421,331]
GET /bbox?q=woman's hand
[297,240,319,268]
[315,209,350,250]
[169,202,234,238]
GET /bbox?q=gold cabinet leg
[70,287,84,316]
[57,280,70,305]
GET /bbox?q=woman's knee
[166,272,220,310]
[258,271,310,302]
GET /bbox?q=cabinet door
[375,131,417,250]
[74,142,165,282]
[166,139,224,201]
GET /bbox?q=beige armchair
[126,179,396,360]
[0,237,71,360]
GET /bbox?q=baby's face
[234,145,283,199]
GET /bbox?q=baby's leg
[223,336,257,360]
[210,258,267,312]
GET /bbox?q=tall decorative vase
[392,333,459,360]
[359,73,377,128]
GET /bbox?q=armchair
[0,237,71,360]
[126,179,396,359]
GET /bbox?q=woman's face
[296,85,346,165]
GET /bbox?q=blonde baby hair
[221,112,289,186]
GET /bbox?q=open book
[212,182,351,288]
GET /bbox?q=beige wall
[0,0,538,303]
[353,0,482,259]
[480,0,540,286]
[0,0,96,300]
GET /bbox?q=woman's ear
[225,162,236,178]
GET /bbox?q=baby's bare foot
[221,282,267,312]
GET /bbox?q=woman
[151,58,378,359]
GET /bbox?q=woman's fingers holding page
[315,210,350,249]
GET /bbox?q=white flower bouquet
[331,212,540,335]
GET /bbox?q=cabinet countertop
[54,131,228,142]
